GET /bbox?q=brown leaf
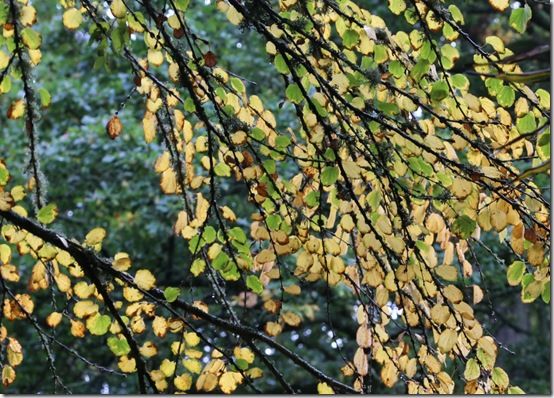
[524,227,537,243]
[106,115,123,140]
[173,28,184,39]
[203,51,217,68]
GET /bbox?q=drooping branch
[0,209,357,394]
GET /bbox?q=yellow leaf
[143,111,157,143]
[317,382,334,394]
[283,284,301,295]
[196,373,218,392]
[85,227,106,247]
[356,324,372,348]
[73,300,99,318]
[7,99,25,120]
[226,5,243,25]
[281,311,301,327]
[437,328,458,353]
[160,168,178,194]
[256,249,275,263]
[134,269,156,290]
[473,285,484,304]
[63,8,83,30]
[443,285,463,303]
[160,358,176,377]
[110,0,127,18]
[488,0,509,12]
[234,346,255,364]
[174,373,192,391]
[20,6,37,26]
[430,304,450,324]
[435,265,458,281]
[185,332,200,347]
[139,341,158,357]
[381,361,398,388]
[2,364,15,386]
[183,358,202,374]
[221,206,237,222]
[195,193,210,225]
[0,244,10,264]
[74,282,95,299]
[71,319,85,338]
[118,355,137,373]
[264,321,282,336]
[246,367,263,379]
[112,252,132,271]
[219,371,243,394]
[152,316,168,338]
[353,347,368,376]
[46,311,63,328]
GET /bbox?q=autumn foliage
[0,0,550,394]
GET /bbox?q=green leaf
[509,5,532,34]
[37,203,58,225]
[107,336,131,356]
[388,0,406,15]
[508,386,525,394]
[506,261,525,286]
[321,166,339,186]
[448,5,464,24]
[388,60,404,78]
[184,97,196,112]
[203,226,217,243]
[304,191,319,207]
[367,190,381,210]
[285,83,303,104]
[373,44,388,64]
[451,74,469,90]
[342,29,359,48]
[275,135,291,148]
[250,127,266,141]
[274,54,289,74]
[541,281,550,304]
[164,287,181,303]
[221,263,240,281]
[0,165,9,186]
[235,358,249,371]
[190,259,206,277]
[246,275,263,294]
[230,77,245,93]
[537,131,550,161]
[516,113,537,134]
[497,86,515,108]
[21,28,41,49]
[476,348,494,371]
[521,279,542,303]
[464,358,480,381]
[451,215,476,239]
[174,0,190,11]
[228,227,247,243]
[410,59,430,81]
[485,77,503,96]
[491,367,509,390]
[38,88,51,108]
[430,81,449,101]
[87,314,111,336]
[408,157,433,177]
[266,214,281,230]
[214,162,231,177]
